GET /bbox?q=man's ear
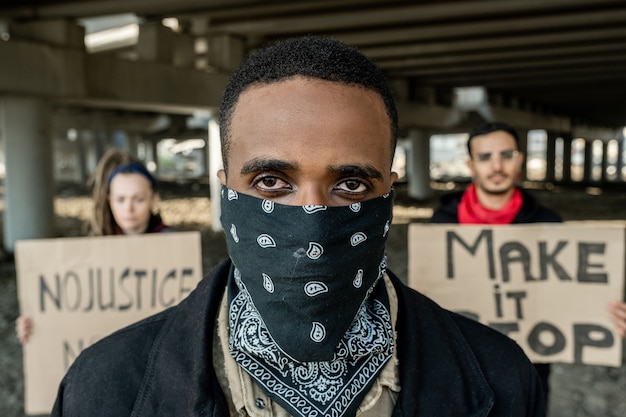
[466,159,476,177]
[390,171,399,184]
[217,169,227,186]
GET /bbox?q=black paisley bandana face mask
[220,186,395,417]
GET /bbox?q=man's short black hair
[467,121,520,156]
[219,36,398,173]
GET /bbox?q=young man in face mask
[52,37,546,417]
[431,121,626,402]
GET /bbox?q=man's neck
[474,185,517,211]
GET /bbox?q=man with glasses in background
[431,121,561,225]
[431,120,626,403]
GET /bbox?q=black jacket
[52,259,546,416]
[431,188,562,224]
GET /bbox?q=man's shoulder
[396,282,528,358]
[53,260,233,416]
[52,312,171,416]
[448,311,542,397]
[75,311,169,371]
[391,281,545,414]
[517,188,562,223]
[83,310,170,361]
[64,259,232,376]
[448,310,529,358]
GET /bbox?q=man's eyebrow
[328,164,384,180]
[240,158,298,175]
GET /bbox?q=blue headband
[107,162,157,190]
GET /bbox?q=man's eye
[261,177,278,188]
[500,150,518,160]
[337,179,368,193]
[254,176,290,190]
[476,153,491,162]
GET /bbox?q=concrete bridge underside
[1,0,626,250]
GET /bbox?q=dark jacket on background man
[431,187,562,224]
[51,259,546,417]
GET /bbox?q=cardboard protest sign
[408,223,624,367]
[15,232,203,415]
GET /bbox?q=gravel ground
[1,181,625,416]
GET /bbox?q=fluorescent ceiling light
[84,23,139,53]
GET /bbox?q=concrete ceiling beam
[361,27,626,60]
[333,8,626,47]
[204,0,625,35]
[0,39,228,113]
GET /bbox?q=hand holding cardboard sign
[15,316,32,344]
[609,301,626,338]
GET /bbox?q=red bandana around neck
[458,183,523,224]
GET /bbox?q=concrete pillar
[1,97,55,252]
[208,117,223,232]
[518,129,529,180]
[74,131,88,184]
[151,140,159,175]
[137,21,195,68]
[93,130,108,162]
[125,133,140,156]
[617,138,625,182]
[406,129,432,200]
[173,33,196,68]
[583,138,594,183]
[200,136,210,179]
[81,130,99,182]
[544,131,557,183]
[209,34,245,72]
[137,21,176,64]
[601,140,610,184]
[560,134,573,184]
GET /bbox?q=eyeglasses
[473,149,520,163]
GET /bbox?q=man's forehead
[229,78,391,137]
[472,131,518,149]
